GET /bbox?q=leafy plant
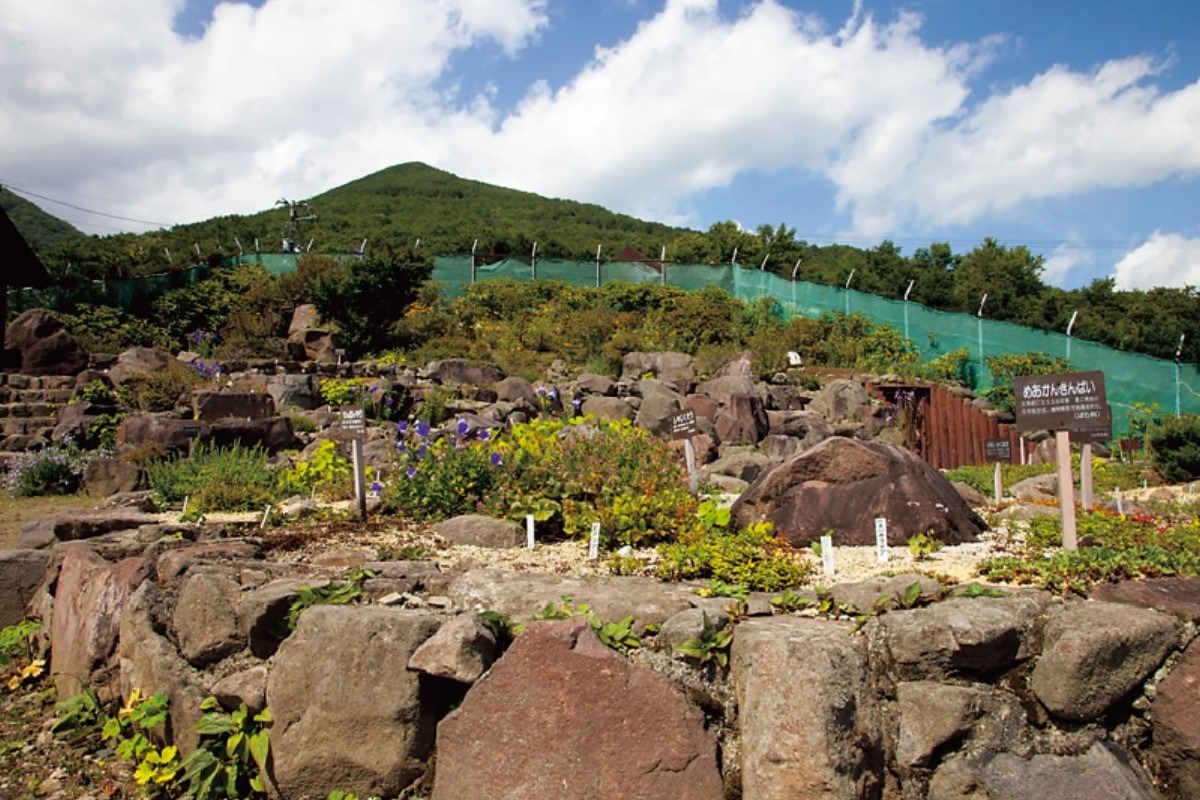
[675,613,733,668]
[146,441,275,511]
[983,351,1070,414]
[286,568,375,630]
[770,589,814,613]
[696,579,749,600]
[276,439,353,501]
[179,697,271,800]
[384,418,502,521]
[50,688,107,743]
[656,520,814,592]
[593,616,640,651]
[2,439,95,497]
[1,620,44,692]
[116,361,206,412]
[952,582,1009,598]
[103,689,178,795]
[907,530,943,561]
[1147,413,1200,483]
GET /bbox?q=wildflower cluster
[2,438,99,497]
[383,417,502,520]
[188,359,223,380]
[320,377,409,422]
[189,329,218,358]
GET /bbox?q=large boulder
[928,742,1162,800]
[1149,638,1200,799]
[732,617,883,800]
[267,606,441,800]
[714,393,770,445]
[109,347,174,385]
[267,373,322,411]
[50,546,152,699]
[192,390,277,421]
[0,549,50,626]
[1030,600,1178,721]
[287,304,339,363]
[422,359,505,386]
[432,515,524,549]
[431,619,722,800]
[447,569,694,630]
[5,309,88,376]
[730,437,986,546]
[621,352,694,392]
[17,508,161,550]
[807,379,874,422]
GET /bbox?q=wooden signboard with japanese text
[1013,371,1107,433]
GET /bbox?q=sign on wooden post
[340,406,367,521]
[820,534,834,578]
[588,523,601,561]
[670,409,700,495]
[874,518,889,564]
[985,438,1011,503]
[1013,372,1107,552]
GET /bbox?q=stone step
[0,403,62,419]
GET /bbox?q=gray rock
[1009,473,1059,502]
[407,613,497,683]
[656,607,731,653]
[173,569,244,667]
[237,577,324,659]
[432,514,525,549]
[431,618,722,800]
[118,583,210,753]
[81,456,144,497]
[895,681,985,768]
[732,617,883,800]
[928,742,1163,800]
[579,395,635,422]
[636,386,682,437]
[0,548,50,627]
[5,309,88,376]
[448,569,694,631]
[868,595,1046,685]
[620,352,694,392]
[267,372,322,411]
[704,450,773,483]
[422,358,505,386]
[807,379,874,422]
[192,390,277,421]
[493,376,538,406]
[209,666,269,714]
[830,573,942,616]
[573,373,615,396]
[1031,600,1178,721]
[267,606,441,800]
[109,347,174,385]
[17,509,161,550]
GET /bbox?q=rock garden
[1,303,1199,800]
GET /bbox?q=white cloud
[1042,242,1094,288]
[1,0,1198,261]
[1113,232,1200,290]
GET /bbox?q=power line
[0,181,175,229]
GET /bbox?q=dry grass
[0,493,101,550]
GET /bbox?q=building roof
[0,205,52,289]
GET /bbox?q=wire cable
[0,182,175,229]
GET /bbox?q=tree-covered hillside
[0,187,84,253]
[7,163,1199,363]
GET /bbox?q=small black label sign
[985,438,1012,462]
[670,409,697,440]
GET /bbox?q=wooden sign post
[874,518,889,564]
[340,405,367,521]
[1014,371,1108,551]
[670,409,700,495]
[985,438,1012,503]
[1070,406,1113,512]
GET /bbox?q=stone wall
[4,519,1197,800]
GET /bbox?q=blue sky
[2,0,1199,290]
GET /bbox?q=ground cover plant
[976,507,1200,594]
[146,441,276,514]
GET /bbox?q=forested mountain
[7,163,1199,363]
[0,187,84,253]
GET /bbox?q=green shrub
[146,442,275,511]
[919,347,975,387]
[1148,414,1200,483]
[276,439,354,500]
[484,416,698,547]
[117,361,205,412]
[3,440,94,497]
[384,419,501,521]
[656,507,814,591]
[983,352,1070,414]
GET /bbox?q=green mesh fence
[9,255,1197,433]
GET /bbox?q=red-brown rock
[730,436,985,546]
[1149,638,1200,799]
[5,309,88,376]
[432,618,722,800]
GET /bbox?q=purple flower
[368,385,378,394]
[416,443,427,458]
[572,397,582,412]
[477,429,491,442]
[490,452,503,467]
[405,466,417,479]
[396,421,409,434]
[369,481,383,495]
[535,386,546,396]
[416,420,431,438]
[385,397,394,406]
[548,387,559,401]
[457,418,469,437]
[396,441,406,452]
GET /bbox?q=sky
[1,0,1199,291]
